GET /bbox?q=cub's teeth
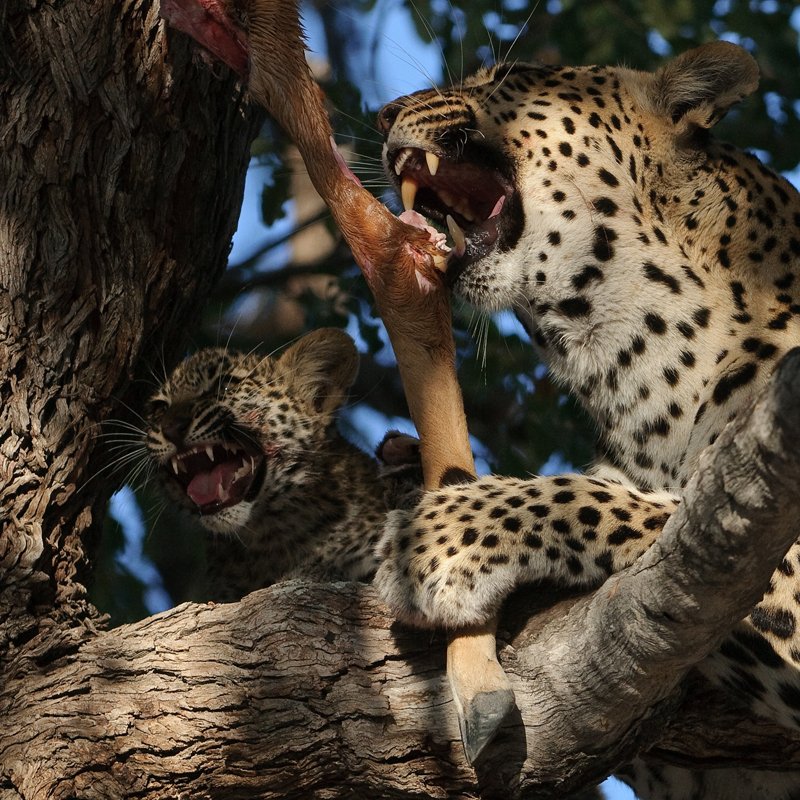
[205,445,215,461]
[425,151,440,176]
[446,215,467,257]
[401,178,418,212]
[171,458,180,475]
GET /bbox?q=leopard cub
[145,328,411,601]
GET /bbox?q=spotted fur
[376,42,800,796]
[145,328,407,601]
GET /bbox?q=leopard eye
[146,397,170,416]
[222,374,243,395]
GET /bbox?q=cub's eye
[146,397,170,416]
[222,375,242,394]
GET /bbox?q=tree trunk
[1,0,260,780]
[0,0,261,630]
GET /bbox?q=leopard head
[379,42,758,317]
[144,328,358,535]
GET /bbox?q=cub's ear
[278,328,359,414]
[647,42,759,131]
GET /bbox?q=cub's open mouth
[165,441,266,515]
[387,146,514,275]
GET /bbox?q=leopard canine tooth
[446,215,467,257]
[171,457,180,475]
[205,445,215,461]
[401,177,418,212]
[425,151,440,176]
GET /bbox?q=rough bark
[0,0,260,638]
[0,0,260,788]
[2,350,799,799]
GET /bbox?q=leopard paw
[374,502,520,629]
[374,473,676,628]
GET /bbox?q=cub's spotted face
[145,327,420,596]
[145,328,359,538]
[144,328,423,595]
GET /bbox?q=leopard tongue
[186,462,241,507]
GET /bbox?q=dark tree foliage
[93,0,800,624]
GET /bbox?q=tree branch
[4,350,799,799]
[484,346,800,794]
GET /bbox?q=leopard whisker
[500,0,540,66]
[406,0,454,91]
[76,445,152,495]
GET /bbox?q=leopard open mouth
[164,441,267,516]
[387,145,516,279]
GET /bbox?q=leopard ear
[647,42,759,131]
[278,328,359,414]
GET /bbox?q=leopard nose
[376,101,403,134]
[161,407,192,445]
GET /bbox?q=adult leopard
[374,42,800,797]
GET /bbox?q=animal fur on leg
[160,0,515,762]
